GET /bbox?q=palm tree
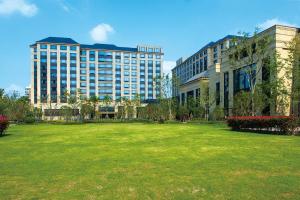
[89,95,99,119]
[118,97,127,120]
[103,95,112,118]
[132,93,141,118]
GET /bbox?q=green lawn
[0,123,299,200]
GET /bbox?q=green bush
[211,106,225,121]
[24,116,35,124]
[227,116,297,135]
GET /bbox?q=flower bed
[0,115,9,136]
[227,116,297,134]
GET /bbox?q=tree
[155,74,180,120]
[132,93,141,118]
[177,105,189,122]
[290,33,300,117]
[0,89,8,115]
[198,81,210,120]
[274,33,300,116]
[122,97,133,120]
[33,107,43,122]
[89,95,99,119]
[0,89,4,99]
[65,90,80,121]
[60,106,73,122]
[228,29,287,116]
[211,106,225,121]
[102,95,112,118]
[118,97,128,120]
[80,101,94,120]
[0,88,43,123]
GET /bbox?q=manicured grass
[0,123,299,199]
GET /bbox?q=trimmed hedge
[0,115,9,136]
[227,116,297,135]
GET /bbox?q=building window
[224,72,229,113]
[204,57,208,70]
[80,63,86,68]
[181,93,185,106]
[132,65,137,70]
[60,45,67,50]
[40,44,47,49]
[50,45,57,50]
[214,46,218,52]
[70,53,77,58]
[70,46,77,51]
[233,64,256,94]
[216,82,220,106]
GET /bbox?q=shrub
[227,116,297,135]
[24,116,35,124]
[211,106,225,121]
[0,115,9,136]
[176,106,189,122]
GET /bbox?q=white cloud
[258,18,297,30]
[61,4,69,12]
[90,23,114,42]
[0,0,38,17]
[163,60,176,76]
[5,84,24,96]
[57,0,70,12]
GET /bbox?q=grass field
[0,123,299,200]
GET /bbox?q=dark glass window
[216,82,220,106]
[70,46,77,51]
[40,44,47,49]
[224,72,229,114]
[60,45,67,50]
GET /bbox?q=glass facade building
[30,37,163,110]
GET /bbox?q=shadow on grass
[0,133,12,138]
[227,128,294,136]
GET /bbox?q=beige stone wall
[216,25,299,116]
[179,78,208,105]
[172,25,300,117]
[208,63,220,113]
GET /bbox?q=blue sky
[0,0,300,94]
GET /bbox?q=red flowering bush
[0,115,9,136]
[227,116,297,135]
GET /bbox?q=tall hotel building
[30,37,163,112]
